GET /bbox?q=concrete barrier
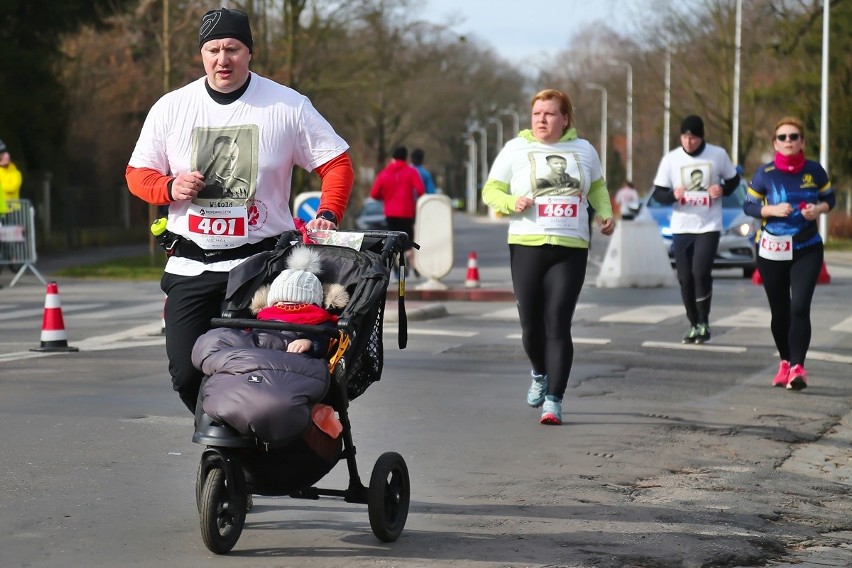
[414,195,454,290]
[596,219,676,288]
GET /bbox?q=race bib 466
[535,195,580,229]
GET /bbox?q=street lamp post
[463,134,477,215]
[498,108,520,138]
[819,0,830,239]
[488,116,504,151]
[731,0,742,164]
[608,59,633,181]
[664,45,672,155]
[475,125,488,191]
[586,83,608,179]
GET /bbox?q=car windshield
[646,182,748,210]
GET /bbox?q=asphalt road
[1,213,851,567]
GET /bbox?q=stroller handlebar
[210,317,343,338]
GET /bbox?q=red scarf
[257,304,338,325]
[774,150,805,174]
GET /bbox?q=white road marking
[70,301,165,320]
[0,303,105,321]
[807,350,852,365]
[0,321,164,362]
[642,341,747,353]
[481,302,595,320]
[830,315,852,334]
[714,308,770,328]
[383,326,478,337]
[506,333,610,345]
[600,305,683,323]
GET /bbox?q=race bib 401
[186,204,249,249]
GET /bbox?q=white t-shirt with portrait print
[487,134,603,243]
[129,73,348,275]
[652,143,737,234]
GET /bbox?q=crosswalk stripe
[714,308,770,328]
[600,305,683,323]
[830,315,852,334]
[807,350,852,365]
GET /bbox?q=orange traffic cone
[31,281,79,352]
[751,268,762,285]
[465,251,481,288]
[817,262,831,285]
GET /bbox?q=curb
[383,303,448,323]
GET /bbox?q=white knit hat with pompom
[266,246,324,306]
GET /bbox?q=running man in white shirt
[652,115,740,344]
[126,8,354,412]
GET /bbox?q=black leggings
[757,243,823,366]
[161,270,231,412]
[671,232,720,325]
[510,244,588,399]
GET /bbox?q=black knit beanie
[199,8,253,52]
[680,115,704,138]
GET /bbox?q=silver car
[354,198,388,230]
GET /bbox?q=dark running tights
[161,270,231,413]
[757,243,823,367]
[672,232,720,325]
[510,244,588,399]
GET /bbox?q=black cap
[0,139,6,153]
[199,8,253,52]
[392,146,408,161]
[680,115,704,138]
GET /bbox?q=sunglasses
[776,133,801,142]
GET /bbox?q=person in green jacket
[482,88,615,426]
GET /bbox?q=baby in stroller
[252,245,349,356]
[190,230,412,554]
[191,245,348,447]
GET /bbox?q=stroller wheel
[368,452,410,542]
[198,466,246,554]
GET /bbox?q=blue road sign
[294,191,322,223]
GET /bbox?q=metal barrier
[1,199,46,287]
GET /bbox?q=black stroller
[191,229,415,554]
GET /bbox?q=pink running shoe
[772,360,791,387]
[786,364,808,391]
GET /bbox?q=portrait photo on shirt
[681,163,710,192]
[191,125,259,203]
[530,152,583,197]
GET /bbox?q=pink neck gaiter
[774,150,805,174]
